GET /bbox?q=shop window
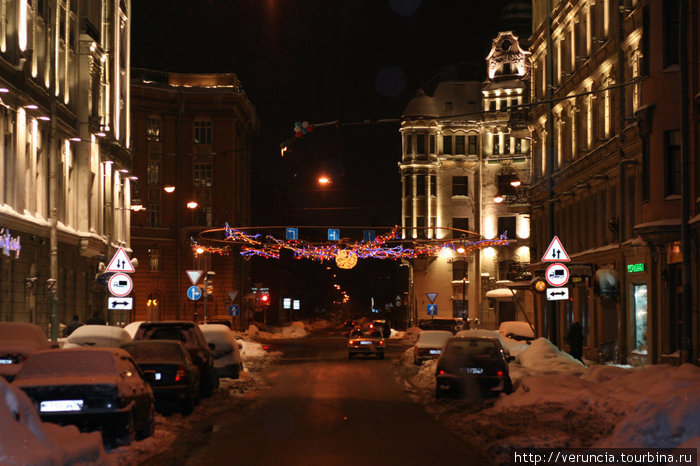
[633,284,648,354]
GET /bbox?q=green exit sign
[627,262,645,273]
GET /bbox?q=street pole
[47,1,58,341]
[203,275,208,323]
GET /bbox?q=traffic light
[260,290,270,306]
[531,277,547,294]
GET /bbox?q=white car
[62,325,132,349]
[413,330,453,365]
[199,324,244,379]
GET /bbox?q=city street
[139,329,490,466]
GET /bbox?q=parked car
[123,321,145,339]
[121,340,200,414]
[435,335,513,399]
[206,319,233,329]
[0,322,53,381]
[133,321,218,398]
[62,325,132,348]
[13,347,155,446]
[199,324,244,379]
[347,326,385,359]
[418,318,465,334]
[498,321,535,342]
[413,330,453,365]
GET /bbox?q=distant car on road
[435,335,513,399]
[348,327,385,359]
[418,318,465,334]
[199,323,244,379]
[0,322,52,381]
[133,321,218,398]
[13,347,155,446]
[413,330,453,365]
[121,340,200,414]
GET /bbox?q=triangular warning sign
[426,292,438,304]
[105,247,135,272]
[186,270,204,285]
[542,236,570,262]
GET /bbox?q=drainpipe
[616,2,628,364]
[545,0,557,344]
[47,1,58,341]
[176,90,183,319]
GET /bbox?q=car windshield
[417,331,453,346]
[17,350,118,378]
[122,342,185,361]
[445,339,500,357]
[141,326,191,342]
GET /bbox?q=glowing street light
[318,176,331,185]
[187,201,199,209]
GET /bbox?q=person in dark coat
[565,321,584,363]
[63,314,83,337]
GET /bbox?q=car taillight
[438,370,446,375]
[349,340,357,345]
[496,370,504,377]
[378,340,384,346]
[175,365,186,382]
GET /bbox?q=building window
[416,134,426,155]
[663,0,680,68]
[194,205,213,227]
[194,120,212,144]
[452,217,469,238]
[147,204,160,228]
[504,137,511,154]
[430,175,436,197]
[455,135,465,155]
[443,135,452,155]
[515,138,522,153]
[452,176,468,196]
[489,100,497,111]
[148,248,162,272]
[416,217,426,239]
[664,130,681,196]
[193,162,212,187]
[404,174,413,197]
[147,118,161,142]
[429,135,435,154]
[467,135,478,155]
[406,134,413,154]
[430,216,437,237]
[452,259,468,281]
[416,174,426,196]
[498,216,517,239]
[642,137,650,201]
[493,134,500,155]
[147,160,161,186]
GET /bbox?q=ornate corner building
[399,31,533,329]
[0,0,132,336]
[529,0,699,365]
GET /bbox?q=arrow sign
[105,247,135,272]
[546,287,569,301]
[108,297,133,309]
[542,236,570,263]
[427,304,438,315]
[187,285,202,301]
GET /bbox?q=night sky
[131,0,520,227]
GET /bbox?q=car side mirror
[507,355,515,362]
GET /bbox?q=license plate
[0,358,13,364]
[40,400,85,412]
[462,367,483,375]
[360,340,372,345]
[429,349,441,355]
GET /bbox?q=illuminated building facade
[399,32,533,329]
[529,0,698,365]
[0,0,132,335]
[130,70,259,326]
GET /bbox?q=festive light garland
[199,223,511,269]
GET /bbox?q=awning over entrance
[485,288,518,300]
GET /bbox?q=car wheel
[504,376,513,394]
[182,394,195,415]
[136,403,155,440]
[115,411,135,447]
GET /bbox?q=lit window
[193,162,212,187]
[148,248,162,271]
[147,118,161,141]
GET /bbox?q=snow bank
[498,321,534,339]
[246,321,308,340]
[0,377,106,465]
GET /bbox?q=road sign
[545,263,570,287]
[542,236,570,263]
[228,305,240,316]
[228,291,239,302]
[105,247,135,273]
[363,230,376,242]
[328,229,340,241]
[427,304,438,315]
[108,297,133,310]
[108,273,133,297]
[186,270,204,285]
[187,285,202,301]
[286,228,298,240]
[546,287,570,301]
[426,292,438,304]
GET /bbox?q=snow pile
[0,377,106,465]
[237,338,270,358]
[401,326,422,346]
[304,320,331,332]
[246,321,308,340]
[510,337,586,381]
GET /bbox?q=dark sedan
[121,340,200,414]
[13,347,155,446]
[435,335,513,399]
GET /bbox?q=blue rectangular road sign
[328,229,340,241]
[427,304,438,315]
[286,228,298,240]
[228,305,240,316]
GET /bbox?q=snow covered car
[121,340,200,414]
[498,321,535,342]
[0,322,53,381]
[413,330,453,365]
[418,318,465,334]
[348,327,385,359]
[435,335,513,399]
[133,321,219,398]
[62,325,132,348]
[13,347,155,446]
[199,323,244,379]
